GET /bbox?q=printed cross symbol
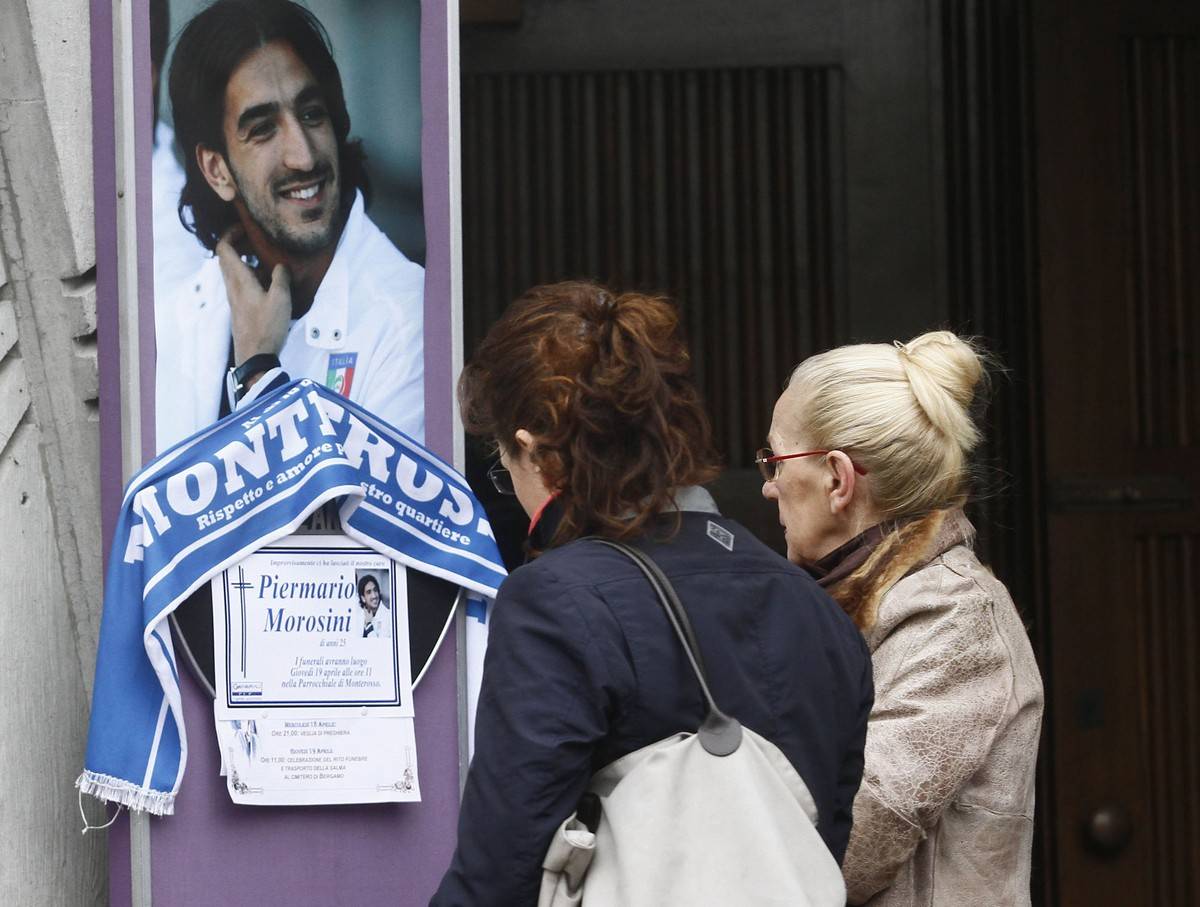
[233,566,252,675]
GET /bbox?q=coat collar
[927,507,975,562]
[824,507,975,632]
[296,190,368,352]
[526,486,721,557]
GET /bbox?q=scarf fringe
[76,771,175,816]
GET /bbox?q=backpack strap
[591,538,743,757]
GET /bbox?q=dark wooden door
[460,0,962,555]
[1034,2,1200,903]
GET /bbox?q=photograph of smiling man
[153,0,425,452]
[356,570,393,640]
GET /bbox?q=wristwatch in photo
[226,353,281,404]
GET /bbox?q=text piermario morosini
[258,574,355,633]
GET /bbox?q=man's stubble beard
[231,160,342,257]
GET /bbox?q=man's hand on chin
[217,226,292,389]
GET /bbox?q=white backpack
[539,539,846,907]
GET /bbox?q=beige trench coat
[843,510,1044,906]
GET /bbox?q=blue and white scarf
[78,379,505,815]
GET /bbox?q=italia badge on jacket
[326,352,358,397]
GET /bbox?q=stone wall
[0,0,107,902]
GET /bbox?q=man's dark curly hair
[167,0,368,251]
[357,573,381,606]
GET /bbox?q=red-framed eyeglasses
[754,447,869,482]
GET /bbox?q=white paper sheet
[211,534,421,804]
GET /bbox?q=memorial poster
[211,533,421,805]
[152,0,427,454]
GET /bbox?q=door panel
[460,0,945,554]
[1035,2,1200,902]
[1134,528,1200,905]
[1127,36,1200,450]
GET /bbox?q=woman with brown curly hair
[433,281,873,906]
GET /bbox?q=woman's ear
[826,450,858,515]
[513,429,537,457]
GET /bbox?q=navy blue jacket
[433,506,873,906]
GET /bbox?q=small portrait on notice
[355,569,393,641]
[149,0,426,453]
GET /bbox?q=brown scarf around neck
[810,524,887,590]
[812,510,948,631]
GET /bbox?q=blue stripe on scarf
[78,380,505,815]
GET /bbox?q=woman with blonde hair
[760,331,1043,906]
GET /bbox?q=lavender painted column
[93,2,465,903]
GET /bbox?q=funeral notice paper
[211,534,421,804]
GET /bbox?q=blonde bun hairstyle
[785,330,988,518]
